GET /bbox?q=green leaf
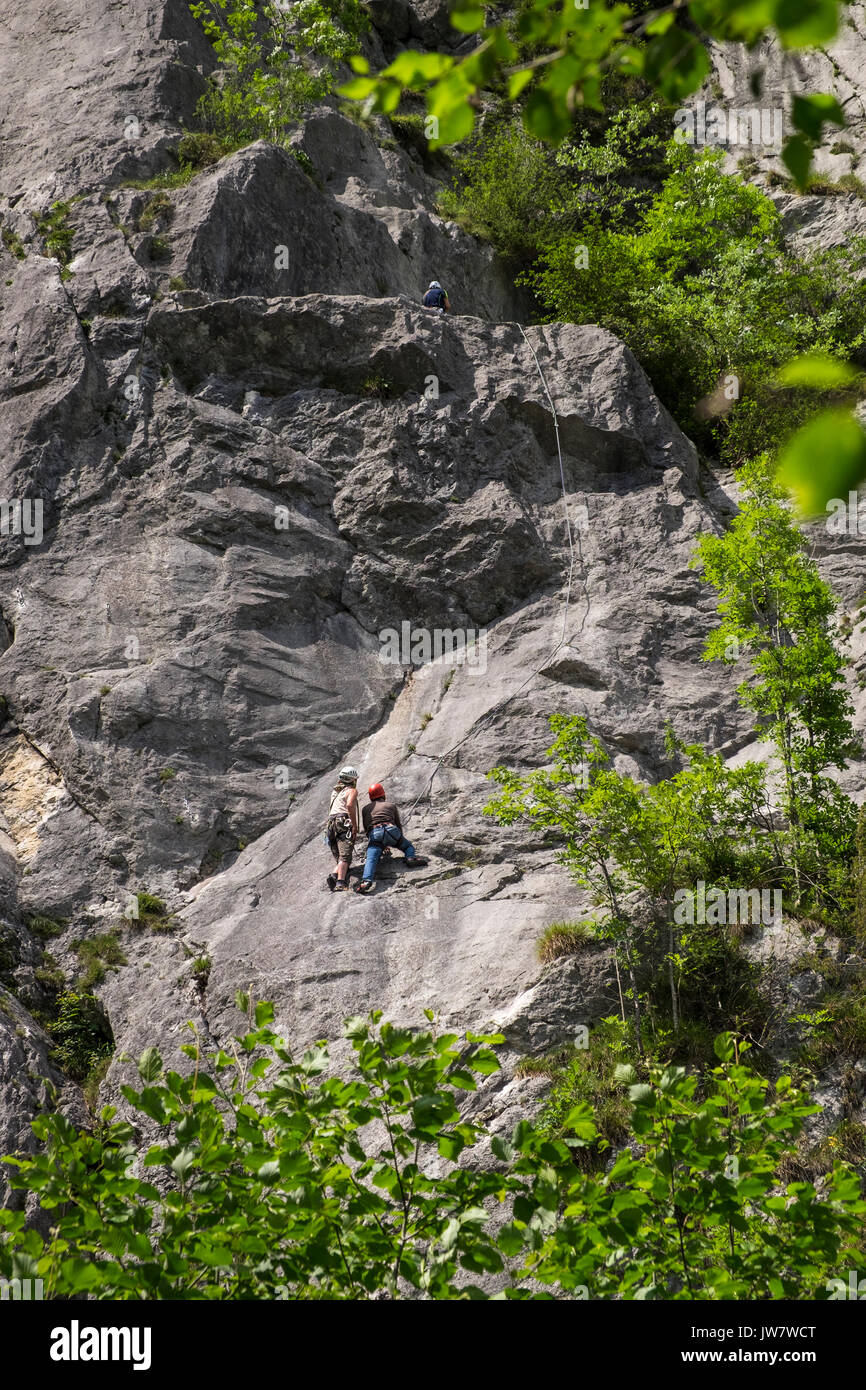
[643,30,710,103]
[776,353,858,389]
[192,1244,234,1267]
[628,1083,655,1107]
[348,54,370,74]
[429,81,476,146]
[776,408,866,515]
[170,1147,197,1178]
[508,69,534,101]
[563,1103,598,1141]
[137,1047,162,1083]
[496,1221,525,1256]
[524,88,572,144]
[773,0,840,48]
[385,51,452,85]
[339,76,376,99]
[490,1135,514,1162]
[447,1069,477,1090]
[782,133,814,189]
[645,10,676,33]
[438,1132,466,1160]
[791,92,845,141]
[467,1048,500,1076]
[450,3,486,33]
[255,1000,275,1027]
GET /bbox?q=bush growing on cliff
[189,0,369,145]
[345,0,866,509]
[1,1003,863,1300]
[49,991,114,1082]
[694,454,860,925]
[450,131,866,461]
[486,717,779,1052]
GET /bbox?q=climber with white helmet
[325,765,359,892]
[354,782,428,894]
[423,280,450,314]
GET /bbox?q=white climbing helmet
[429,280,442,289]
[338,765,359,782]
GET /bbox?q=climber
[325,765,359,893]
[423,280,450,314]
[354,782,428,893]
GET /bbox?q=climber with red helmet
[354,782,428,894]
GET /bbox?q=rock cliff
[2,0,866,1197]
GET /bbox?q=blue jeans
[363,824,416,882]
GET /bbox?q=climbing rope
[399,322,589,825]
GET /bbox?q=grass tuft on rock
[538,919,597,962]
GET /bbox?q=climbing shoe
[404,856,428,868]
[334,880,350,892]
[354,880,375,894]
[327,873,337,892]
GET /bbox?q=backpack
[423,286,446,310]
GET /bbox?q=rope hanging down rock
[400,323,588,825]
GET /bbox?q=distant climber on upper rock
[354,782,428,894]
[326,765,359,893]
[423,280,450,314]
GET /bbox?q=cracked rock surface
[2,0,866,1163]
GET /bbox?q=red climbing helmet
[368,782,385,800]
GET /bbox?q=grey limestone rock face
[1,0,866,1159]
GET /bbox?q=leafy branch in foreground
[1,1004,862,1299]
[343,0,846,175]
[189,0,369,143]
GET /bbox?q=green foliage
[291,146,316,180]
[798,991,866,1069]
[693,457,858,848]
[72,933,127,990]
[35,200,75,272]
[1,1008,862,1300]
[537,920,597,962]
[852,805,866,940]
[347,0,844,182]
[189,0,369,146]
[32,955,66,998]
[0,928,18,991]
[136,191,173,233]
[159,766,176,782]
[0,218,26,260]
[131,891,173,933]
[438,115,866,460]
[49,991,114,1082]
[486,715,779,1049]
[533,1016,633,1167]
[178,130,230,168]
[345,0,866,505]
[360,372,398,398]
[437,119,564,266]
[25,914,65,942]
[528,144,866,459]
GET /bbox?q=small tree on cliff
[484,716,774,1042]
[692,455,858,899]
